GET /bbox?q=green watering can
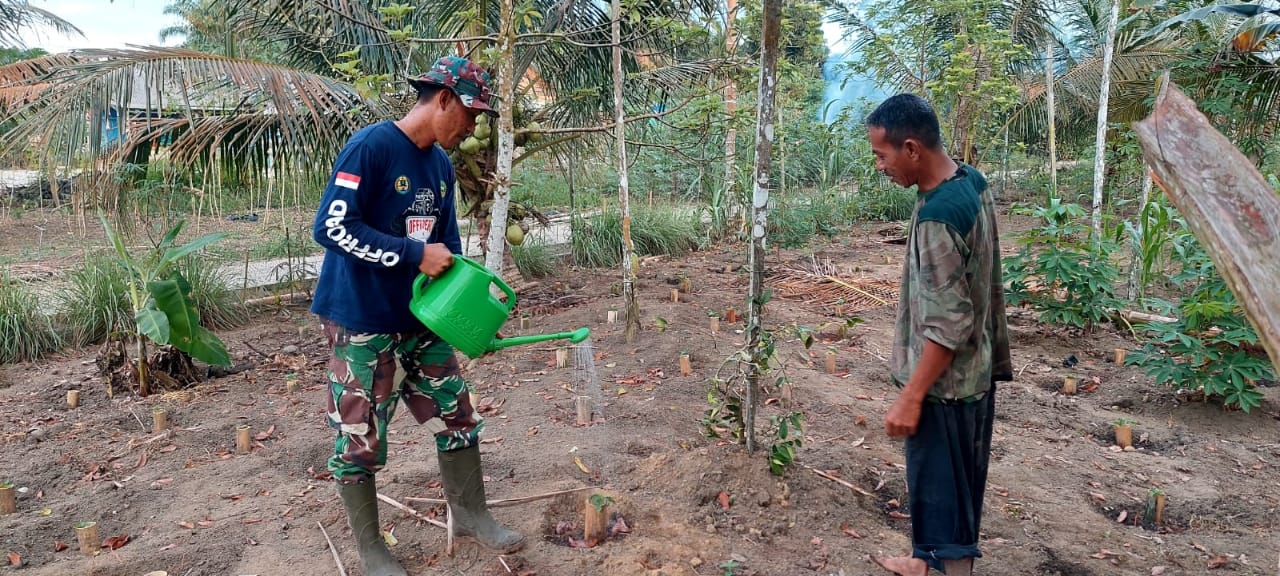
[409,255,590,359]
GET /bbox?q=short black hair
[865,94,943,150]
[415,83,447,106]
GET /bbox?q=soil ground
[1,205,1278,576]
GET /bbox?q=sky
[17,0,184,54]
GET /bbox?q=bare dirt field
[1,207,1278,576]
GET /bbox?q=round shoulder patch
[394,176,410,194]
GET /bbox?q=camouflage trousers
[320,319,483,484]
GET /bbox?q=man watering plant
[310,56,523,576]
[864,94,1012,576]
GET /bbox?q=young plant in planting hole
[100,214,231,397]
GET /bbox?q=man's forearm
[900,339,955,402]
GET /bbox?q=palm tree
[0,0,724,262]
[0,0,81,49]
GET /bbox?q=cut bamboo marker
[679,277,691,293]
[679,353,691,376]
[576,396,593,426]
[834,304,844,316]
[583,494,609,546]
[556,348,569,368]
[520,316,531,330]
[235,425,252,454]
[670,289,679,303]
[725,308,737,323]
[1114,348,1128,364]
[67,390,80,409]
[1153,492,1166,524]
[710,316,719,334]
[286,374,300,394]
[1062,375,1077,395]
[75,521,98,555]
[0,482,15,515]
[152,407,167,434]
[469,391,480,409]
[607,310,618,324]
[1114,423,1133,449]
[825,350,837,374]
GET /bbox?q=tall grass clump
[843,185,916,222]
[176,256,247,330]
[571,205,700,268]
[0,274,62,363]
[60,257,132,346]
[512,240,560,278]
[60,254,245,346]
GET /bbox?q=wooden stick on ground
[404,486,596,509]
[805,465,874,498]
[376,493,448,529]
[317,521,349,576]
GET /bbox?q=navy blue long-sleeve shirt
[310,120,462,334]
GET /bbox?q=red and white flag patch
[334,171,361,190]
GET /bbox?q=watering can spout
[487,327,591,353]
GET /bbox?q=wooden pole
[0,483,15,514]
[1045,33,1058,200]
[75,522,99,555]
[583,494,609,546]
[576,396,592,426]
[67,390,80,409]
[1132,86,1280,373]
[152,407,167,434]
[679,353,691,376]
[824,350,837,374]
[236,425,252,454]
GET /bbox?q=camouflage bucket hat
[407,56,497,117]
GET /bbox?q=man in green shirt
[866,94,1013,576]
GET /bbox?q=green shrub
[843,185,916,222]
[1127,231,1272,412]
[60,257,132,346]
[511,240,560,278]
[0,274,61,363]
[571,205,700,268]
[1003,199,1122,329]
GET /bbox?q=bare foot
[870,555,929,576]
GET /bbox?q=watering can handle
[412,272,429,301]
[496,273,517,315]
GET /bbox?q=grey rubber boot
[438,445,526,552]
[336,480,408,576]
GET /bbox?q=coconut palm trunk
[1091,0,1121,240]
[484,0,518,279]
[744,0,781,453]
[613,0,640,343]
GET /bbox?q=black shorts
[904,387,995,572]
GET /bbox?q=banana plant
[100,214,231,396]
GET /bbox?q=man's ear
[436,89,454,110]
[902,138,921,161]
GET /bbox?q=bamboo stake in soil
[1062,376,1077,395]
[236,425,252,454]
[0,482,15,515]
[152,407,167,434]
[710,316,719,334]
[1114,348,1127,364]
[317,521,349,576]
[576,396,593,426]
[825,350,837,374]
[583,494,609,545]
[1114,424,1133,449]
[725,308,737,323]
[67,390,79,409]
[607,310,618,324]
[520,316,531,330]
[556,348,569,369]
[1154,492,1166,524]
[679,353,691,376]
[670,289,679,303]
[75,521,99,555]
[679,277,691,293]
